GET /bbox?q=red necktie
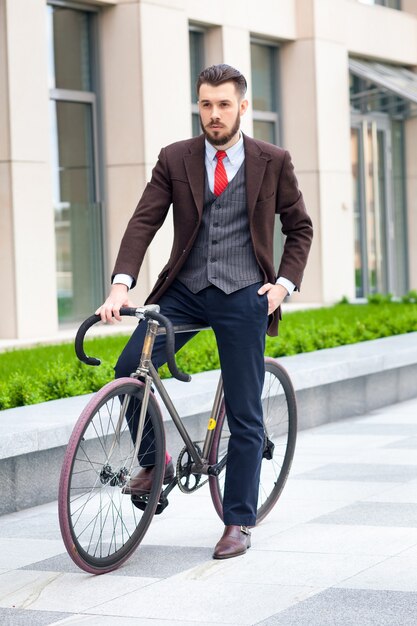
[214,150,228,196]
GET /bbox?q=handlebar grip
[144,310,191,383]
[75,307,139,366]
[75,314,102,365]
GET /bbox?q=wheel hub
[99,464,129,487]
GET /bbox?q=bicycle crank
[176,443,208,493]
[262,435,275,460]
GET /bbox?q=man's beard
[200,111,241,146]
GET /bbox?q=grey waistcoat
[177,163,263,294]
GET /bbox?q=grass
[0,299,416,410]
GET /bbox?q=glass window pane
[51,101,103,323]
[391,120,408,294]
[189,30,205,104]
[253,120,276,143]
[351,128,365,297]
[364,127,378,293]
[376,129,388,291]
[251,43,276,112]
[358,0,401,8]
[192,112,201,137]
[51,7,92,91]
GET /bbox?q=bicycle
[58,305,297,574]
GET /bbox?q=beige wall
[0,0,17,339]
[1,0,417,340]
[100,2,148,302]
[138,0,191,291]
[402,0,417,16]
[1,0,57,339]
[280,0,354,304]
[346,0,417,64]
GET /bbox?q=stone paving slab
[255,588,417,626]
[1,397,417,625]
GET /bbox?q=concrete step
[1,333,416,515]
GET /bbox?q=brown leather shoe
[213,525,251,560]
[122,459,175,495]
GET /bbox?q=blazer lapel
[184,135,206,218]
[243,134,270,221]
[183,134,270,220]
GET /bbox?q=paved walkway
[1,397,417,625]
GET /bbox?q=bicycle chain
[176,443,210,494]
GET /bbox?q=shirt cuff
[112,273,134,289]
[275,276,295,295]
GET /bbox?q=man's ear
[240,98,249,116]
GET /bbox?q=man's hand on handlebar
[95,284,134,323]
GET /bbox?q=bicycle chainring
[176,443,208,493]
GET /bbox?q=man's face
[198,81,248,148]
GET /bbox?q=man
[97,64,313,559]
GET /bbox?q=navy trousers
[115,279,268,526]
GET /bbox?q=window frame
[47,0,106,321]
[189,24,207,136]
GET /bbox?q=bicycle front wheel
[59,377,166,574]
[209,357,297,524]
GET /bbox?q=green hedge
[0,297,416,410]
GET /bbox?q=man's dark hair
[196,64,247,99]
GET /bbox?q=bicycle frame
[128,316,226,477]
[62,306,297,574]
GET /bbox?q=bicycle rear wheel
[209,357,297,524]
[59,377,165,574]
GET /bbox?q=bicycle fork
[108,318,159,478]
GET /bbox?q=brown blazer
[113,133,313,336]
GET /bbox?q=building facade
[1,0,416,340]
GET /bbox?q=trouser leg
[207,283,268,527]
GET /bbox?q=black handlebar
[143,309,191,382]
[74,307,191,383]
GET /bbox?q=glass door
[351,115,392,297]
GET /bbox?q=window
[251,40,283,266]
[350,60,410,297]
[251,41,280,145]
[47,2,104,324]
[391,120,408,294]
[358,0,401,9]
[189,27,206,137]
[349,59,417,118]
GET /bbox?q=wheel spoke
[209,359,297,524]
[59,379,166,573]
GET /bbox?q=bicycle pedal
[131,494,169,515]
[131,494,148,512]
[155,497,169,515]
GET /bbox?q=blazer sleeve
[112,148,173,288]
[275,151,313,290]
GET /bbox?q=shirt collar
[205,133,244,165]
